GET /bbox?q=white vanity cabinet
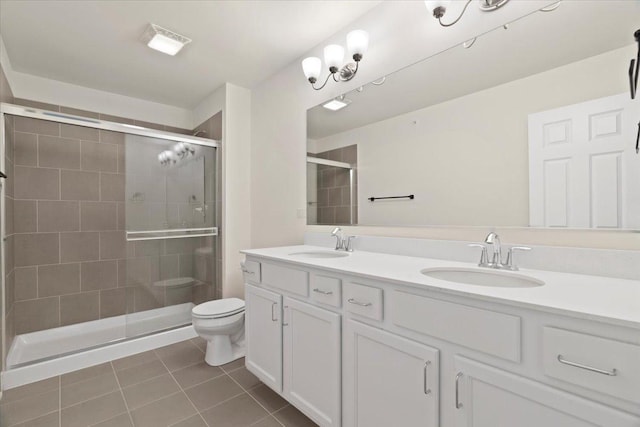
[242,252,640,427]
[245,284,283,392]
[343,319,439,427]
[453,356,640,427]
[283,297,341,427]
[244,263,342,427]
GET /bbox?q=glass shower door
[124,134,217,338]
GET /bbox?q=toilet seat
[192,298,245,319]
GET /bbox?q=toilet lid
[192,298,245,318]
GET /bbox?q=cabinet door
[343,319,439,427]
[453,356,640,427]
[245,284,282,393]
[283,297,341,427]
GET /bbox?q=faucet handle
[345,236,357,252]
[505,246,531,271]
[468,243,489,266]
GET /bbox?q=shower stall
[0,103,219,388]
[306,143,357,225]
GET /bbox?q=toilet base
[204,336,246,367]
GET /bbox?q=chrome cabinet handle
[313,288,333,295]
[557,355,617,376]
[423,361,431,395]
[271,302,278,322]
[283,306,289,326]
[347,298,372,307]
[241,268,254,275]
[455,372,463,409]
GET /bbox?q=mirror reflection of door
[529,94,640,229]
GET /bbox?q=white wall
[312,46,632,227]
[221,83,252,298]
[250,1,640,250]
[1,36,194,129]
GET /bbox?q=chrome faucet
[331,227,356,252]
[468,232,531,271]
[484,232,502,267]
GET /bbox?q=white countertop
[241,245,640,329]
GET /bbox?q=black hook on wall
[629,29,639,99]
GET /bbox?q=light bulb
[301,57,322,83]
[324,44,345,73]
[347,30,369,61]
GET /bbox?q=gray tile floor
[0,338,318,427]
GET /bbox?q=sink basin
[288,250,350,259]
[421,267,544,288]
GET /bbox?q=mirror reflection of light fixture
[158,150,177,166]
[302,30,369,91]
[356,76,387,93]
[539,1,561,12]
[424,0,510,27]
[173,142,195,159]
[158,143,195,166]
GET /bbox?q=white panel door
[283,297,341,427]
[245,284,283,393]
[529,93,640,228]
[343,320,439,427]
[453,356,640,427]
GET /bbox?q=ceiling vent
[141,24,191,56]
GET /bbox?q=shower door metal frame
[0,112,6,375]
[0,103,219,148]
[0,102,219,373]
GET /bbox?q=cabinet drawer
[310,274,342,308]
[262,263,309,297]
[241,260,261,284]
[344,282,383,321]
[391,291,520,362]
[542,327,640,403]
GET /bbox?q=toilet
[192,298,246,366]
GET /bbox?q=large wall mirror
[306,1,640,230]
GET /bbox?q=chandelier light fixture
[424,0,510,27]
[302,30,369,91]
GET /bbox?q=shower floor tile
[0,339,317,427]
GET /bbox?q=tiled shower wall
[1,97,220,343]
[313,144,357,225]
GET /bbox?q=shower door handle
[0,171,6,179]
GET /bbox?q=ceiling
[0,0,381,108]
[308,0,640,140]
